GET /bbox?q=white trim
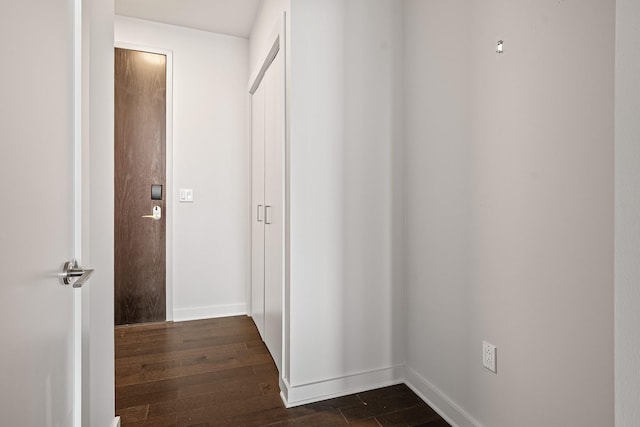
[112,416,121,427]
[245,70,254,319]
[280,366,405,408]
[248,14,284,95]
[280,10,291,388]
[248,37,280,95]
[72,0,83,424]
[113,42,175,321]
[277,10,289,395]
[405,366,483,427]
[73,290,82,427]
[172,304,247,322]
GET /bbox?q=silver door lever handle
[61,259,94,288]
[142,205,162,220]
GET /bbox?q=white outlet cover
[483,341,497,373]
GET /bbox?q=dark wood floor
[115,316,450,427]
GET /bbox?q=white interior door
[0,0,79,425]
[251,81,266,339]
[264,51,284,372]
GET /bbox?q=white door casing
[251,80,267,339]
[263,51,284,373]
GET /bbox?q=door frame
[113,42,175,321]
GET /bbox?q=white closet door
[264,51,284,371]
[251,81,266,339]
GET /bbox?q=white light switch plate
[179,188,193,202]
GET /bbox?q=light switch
[179,188,193,202]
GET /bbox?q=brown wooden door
[115,48,167,325]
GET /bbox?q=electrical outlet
[483,341,497,373]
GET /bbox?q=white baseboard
[172,303,247,322]
[112,416,121,427]
[405,366,482,427]
[280,365,405,408]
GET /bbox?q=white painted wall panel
[251,79,266,338]
[286,0,404,396]
[404,1,614,426]
[615,0,640,425]
[249,0,290,75]
[85,0,116,425]
[403,3,474,421]
[289,0,347,386]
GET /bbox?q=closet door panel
[264,52,284,371]
[251,82,266,339]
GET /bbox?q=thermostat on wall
[179,188,194,202]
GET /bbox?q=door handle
[142,205,162,220]
[265,205,272,224]
[257,205,263,222]
[61,259,94,288]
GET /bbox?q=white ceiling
[114,0,262,38]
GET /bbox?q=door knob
[61,259,94,288]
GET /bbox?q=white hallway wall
[253,2,640,425]
[283,0,405,403]
[114,16,249,321]
[251,2,617,419]
[404,1,614,426]
[249,0,405,405]
[615,0,640,425]
[85,0,115,425]
[249,0,290,74]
